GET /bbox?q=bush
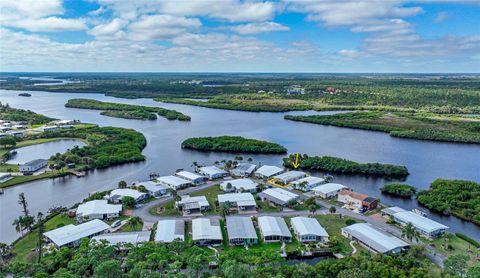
[455,233,480,248]
[181,136,287,154]
[345,219,357,226]
[380,184,416,198]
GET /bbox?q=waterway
[6,139,85,165]
[0,88,479,243]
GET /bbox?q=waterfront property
[392,211,449,238]
[271,171,306,185]
[290,217,329,243]
[230,163,257,177]
[258,188,299,206]
[192,218,223,246]
[19,159,48,175]
[381,206,407,218]
[337,190,378,212]
[91,231,151,246]
[134,181,169,197]
[291,176,325,191]
[198,166,229,180]
[175,170,207,185]
[75,200,122,223]
[312,183,348,199]
[175,195,210,215]
[108,189,148,204]
[258,216,292,243]
[220,178,258,193]
[43,219,110,248]
[218,192,257,212]
[158,175,192,190]
[155,219,185,243]
[254,165,284,179]
[226,216,258,246]
[342,223,410,254]
[0,172,12,183]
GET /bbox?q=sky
[0,0,479,73]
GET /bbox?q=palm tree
[128,216,142,231]
[219,202,232,219]
[308,204,317,215]
[37,212,45,263]
[12,218,23,236]
[401,223,416,242]
[329,206,336,214]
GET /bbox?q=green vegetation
[285,111,480,144]
[381,183,417,198]
[416,179,480,225]
[283,154,409,177]
[65,98,190,121]
[181,136,287,154]
[0,102,53,124]
[425,233,480,268]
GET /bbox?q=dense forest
[65,99,190,121]
[0,102,53,124]
[380,183,417,198]
[417,179,480,225]
[283,154,409,177]
[284,111,480,144]
[181,136,287,154]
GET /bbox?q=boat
[18,93,32,97]
[412,208,427,216]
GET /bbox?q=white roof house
[108,189,148,204]
[158,175,192,190]
[218,193,257,210]
[291,217,329,242]
[255,165,284,178]
[176,195,210,208]
[258,216,291,242]
[312,183,348,199]
[92,231,151,246]
[272,171,306,184]
[259,188,299,206]
[220,178,258,192]
[342,223,410,254]
[230,163,257,177]
[0,172,12,182]
[155,219,185,243]
[175,195,210,215]
[44,219,110,247]
[381,206,407,217]
[76,200,122,222]
[291,176,325,191]
[198,166,228,179]
[135,181,169,197]
[192,218,223,245]
[226,216,258,245]
[393,211,449,238]
[175,171,207,184]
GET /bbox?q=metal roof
[231,163,257,175]
[220,178,258,191]
[155,219,185,242]
[44,219,110,247]
[176,171,205,181]
[218,193,256,205]
[192,218,222,241]
[258,216,291,238]
[272,171,306,183]
[291,176,325,187]
[381,206,407,216]
[226,216,258,240]
[158,175,192,187]
[22,159,47,166]
[177,195,209,208]
[76,200,122,217]
[393,211,449,233]
[110,189,147,200]
[199,166,227,176]
[290,217,328,237]
[260,188,298,203]
[92,231,151,245]
[135,181,168,193]
[255,165,283,177]
[342,223,409,253]
[312,183,347,194]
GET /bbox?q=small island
[181,136,287,154]
[380,183,417,198]
[283,154,409,177]
[18,93,31,97]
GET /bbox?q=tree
[219,201,232,219]
[225,182,233,192]
[0,136,16,148]
[444,254,470,277]
[118,180,127,189]
[19,215,35,232]
[93,259,122,278]
[308,204,317,215]
[297,181,308,191]
[12,218,23,236]
[128,216,142,230]
[37,212,45,263]
[329,206,336,214]
[401,223,419,243]
[324,175,334,183]
[121,196,136,209]
[467,266,480,278]
[18,193,30,217]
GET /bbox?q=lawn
[427,233,480,267]
[191,184,223,213]
[256,199,281,213]
[0,163,19,172]
[314,214,363,255]
[0,171,64,188]
[149,200,181,216]
[117,221,143,232]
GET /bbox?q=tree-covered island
[181,136,287,154]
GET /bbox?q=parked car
[111,220,121,228]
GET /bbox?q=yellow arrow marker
[291,153,300,169]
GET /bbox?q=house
[91,231,151,246]
[254,165,283,179]
[19,159,48,175]
[392,211,449,238]
[337,190,378,212]
[192,218,223,246]
[198,166,228,180]
[6,130,24,137]
[342,223,410,254]
[134,181,169,197]
[0,172,12,183]
[286,85,305,94]
[43,219,110,248]
[108,189,148,204]
[226,216,258,246]
[40,126,59,132]
[258,188,299,206]
[158,175,192,190]
[312,183,348,199]
[258,216,292,243]
[76,200,122,223]
[271,171,306,185]
[290,217,329,243]
[230,163,257,177]
[175,171,207,185]
[218,193,257,212]
[155,219,185,243]
[291,176,325,191]
[175,195,210,215]
[220,178,258,193]
[381,206,407,218]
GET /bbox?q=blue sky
[0,0,479,72]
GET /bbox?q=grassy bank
[0,137,82,158]
[181,136,287,154]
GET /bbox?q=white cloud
[231,21,289,34]
[88,18,127,37]
[127,14,201,41]
[434,11,448,23]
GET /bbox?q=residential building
[381,206,407,218]
[175,195,210,215]
[175,171,207,185]
[254,165,283,179]
[258,188,299,206]
[134,181,169,197]
[192,218,223,246]
[0,172,12,183]
[258,216,292,243]
[43,219,110,248]
[155,219,185,243]
[76,200,122,223]
[342,223,410,254]
[198,166,228,179]
[290,217,329,243]
[337,190,378,211]
[158,175,192,190]
[230,163,257,177]
[312,183,348,199]
[91,231,151,246]
[220,178,258,193]
[291,176,325,191]
[226,216,258,246]
[218,193,257,212]
[19,159,48,175]
[271,171,306,184]
[108,189,148,204]
[40,126,59,132]
[392,211,449,238]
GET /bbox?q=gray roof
[255,165,283,177]
[44,219,110,247]
[342,223,409,253]
[76,200,122,217]
[192,218,222,241]
[218,193,256,205]
[226,216,258,240]
[258,216,291,238]
[155,219,185,242]
[23,159,47,166]
[92,231,151,245]
[393,211,449,233]
[259,188,298,205]
[381,206,406,216]
[272,171,306,183]
[290,217,328,237]
[231,163,257,175]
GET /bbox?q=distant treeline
[181,136,287,154]
[283,154,409,177]
[0,102,53,124]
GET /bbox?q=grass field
[0,163,19,172]
[426,234,480,267]
[0,171,66,188]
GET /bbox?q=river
[6,139,85,164]
[0,88,479,243]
